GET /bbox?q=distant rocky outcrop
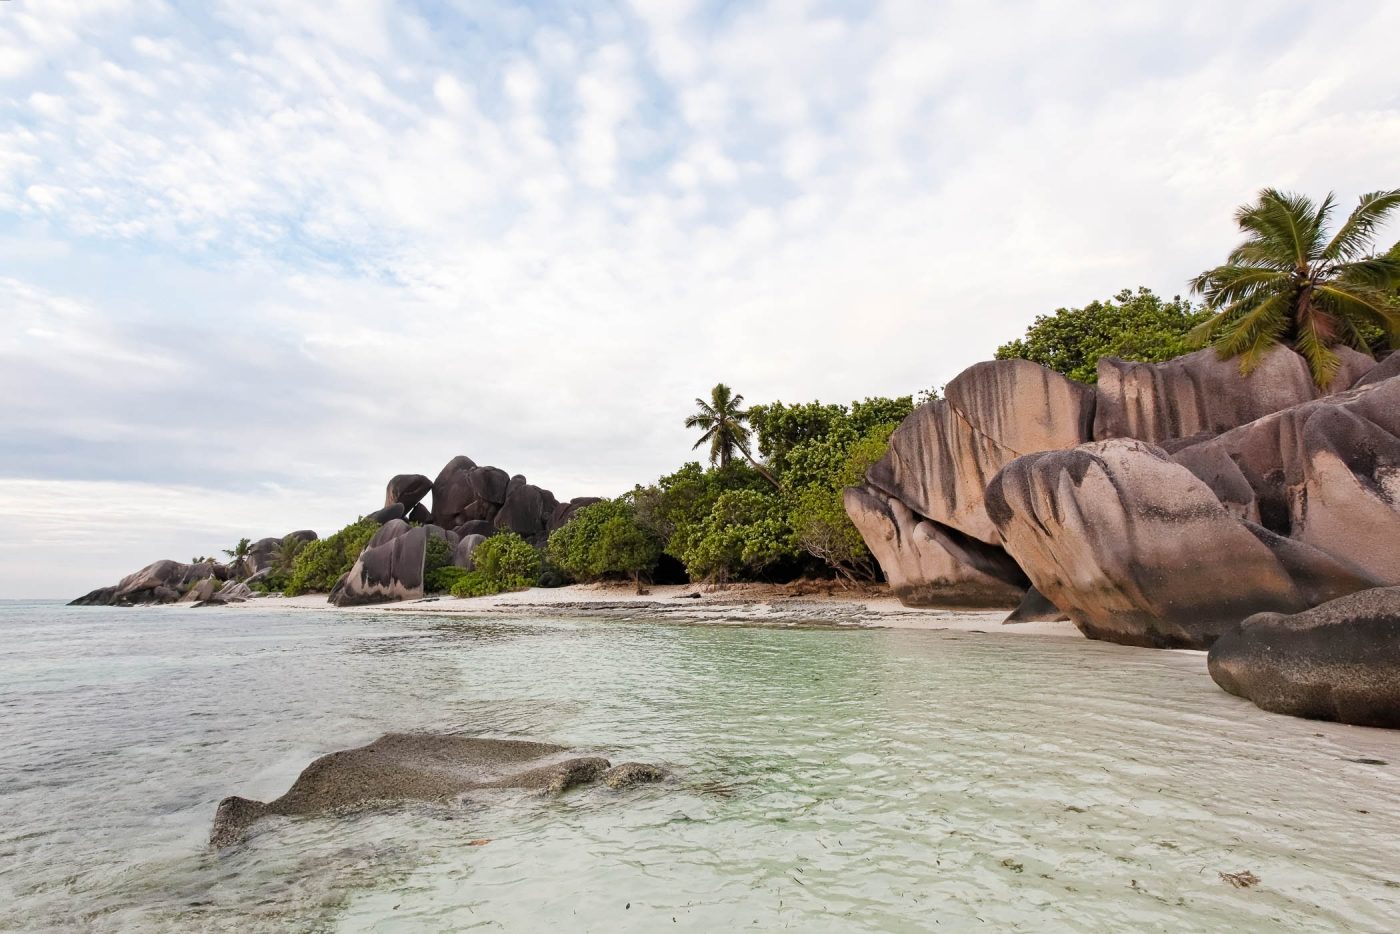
[210,732,667,847]
[73,454,594,607]
[847,345,1399,649]
[1208,587,1400,727]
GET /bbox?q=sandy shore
[227,582,1084,638]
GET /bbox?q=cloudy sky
[2,0,1398,597]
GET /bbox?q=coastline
[214,581,1086,638]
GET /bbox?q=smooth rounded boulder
[209,733,648,847]
[986,439,1307,648]
[384,473,433,511]
[1208,586,1400,727]
[843,487,1026,608]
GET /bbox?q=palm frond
[1293,311,1341,387]
[1323,189,1400,262]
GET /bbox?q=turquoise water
[2,601,1399,932]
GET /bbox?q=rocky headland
[843,344,1400,725]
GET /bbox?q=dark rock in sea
[986,439,1306,649]
[69,559,221,607]
[209,733,660,847]
[385,473,433,511]
[329,524,428,606]
[367,502,406,525]
[1208,586,1400,727]
[603,762,669,789]
[843,487,1025,608]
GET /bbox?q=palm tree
[223,537,251,567]
[685,383,778,484]
[1188,188,1400,387]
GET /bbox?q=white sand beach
[224,582,1085,638]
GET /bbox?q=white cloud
[1,0,1398,596]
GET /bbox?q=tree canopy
[995,287,1211,384]
[1189,188,1400,386]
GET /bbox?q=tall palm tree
[685,383,778,484]
[1188,187,1400,387]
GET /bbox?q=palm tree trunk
[739,445,780,488]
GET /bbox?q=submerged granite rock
[1208,587,1400,727]
[209,733,663,847]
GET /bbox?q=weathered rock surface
[454,533,488,570]
[69,559,219,606]
[1208,586,1400,727]
[1092,345,1372,444]
[843,487,1025,607]
[431,456,480,528]
[209,733,662,847]
[603,762,670,789]
[385,474,433,511]
[865,360,1095,546]
[329,523,428,607]
[494,482,547,543]
[1351,351,1400,390]
[244,531,318,576]
[366,503,406,525]
[986,439,1309,648]
[1003,586,1070,624]
[1171,375,1400,583]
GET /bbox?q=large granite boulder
[329,523,428,607]
[468,466,511,505]
[1092,345,1373,444]
[366,502,406,525]
[1208,586,1400,727]
[843,487,1025,607]
[384,474,433,511]
[454,519,494,539]
[244,530,318,577]
[1171,375,1400,583]
[986,439,1311,648]
[864,359,1096,546]
[1351,351,1400,390]
[495,482,548,542]
[71,559,221,606]
[209,733,648,847]
[453,533,488,570]
[431,455,480,528]
[551,497,603,532]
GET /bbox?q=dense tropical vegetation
[995,288,1211,383]
[1188,188,1400,386]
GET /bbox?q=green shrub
[444,532,540,598]
[546,498,662,586]
[425,535,453,575]
[284,518,380,596]
[449,570,503,598]
[425,564,470,594]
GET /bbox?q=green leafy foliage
[995,287,1211,384]
[284,519,379,596]
[424,535,453,575]
[425,565,470,594]
[673,488,792,583]
[472,532,540,592]
[1188,188,1400,386]
[546,498,663,589]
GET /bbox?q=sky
[2,0,1398,598]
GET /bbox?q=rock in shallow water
[210,733,665,847]
[1208,586,1400,728]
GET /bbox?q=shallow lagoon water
[2,600,1399,932]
